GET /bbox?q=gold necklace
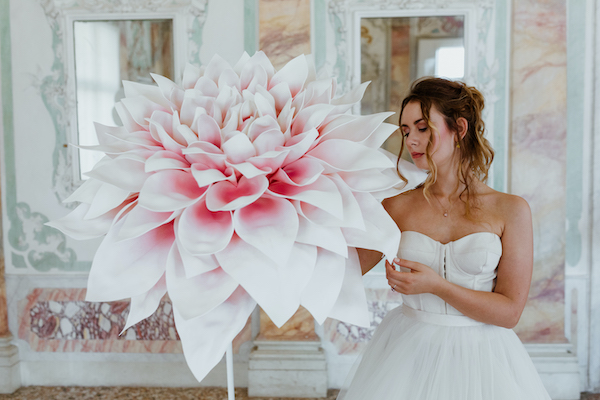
[432,194,453,217]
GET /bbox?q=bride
[337,77,551,399]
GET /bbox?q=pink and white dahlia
[48,51,424,381]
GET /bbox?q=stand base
[248,340,327,398]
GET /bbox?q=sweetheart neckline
[402,230,501,246]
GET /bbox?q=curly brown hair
[398,77,494,216]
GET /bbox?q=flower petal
[295,216,347,257]
[138,170,207,212]
[268,82,292,113]
[117,205,177,241]
[300,249,346,325]
[86,219,174,302]
[191,164,232,187]
[84,183,131,220]
[291,104,336,136]
[280,128,319,165]
[328,174,365,230]
[233,196,298,267]
[204,54,235,83]
[337,168,403,192]
[222,133,257,164]
[307,139,394,172]
[342,192,400,262]
[273,157,324,186]
[86,158,151,192]
[122,273,167,332]
[320,112,393,144]
[193,114,222,147]
[228,161,269,179]
[326,248,370,327]
[216,234,297,327]
[167,244,238,320]
[46,203,115,240]
[120,95,167,128]
[173,286,256,383]
[63,178,103,204]
[151,73,184,110]
[205,175,268,211]
[145,151,189,173]
[177,240,220,278]
[269,54,308,97]
[247,150,289,172]
[268,175,343,219]
[182,63,203,89]
[177,199,234,255]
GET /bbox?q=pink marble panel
[259,0,311,69]
[324,288,402,355]
[510,0,567,343]
[18,288,251,353]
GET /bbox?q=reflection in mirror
[74,19,174,179]
[360,16,464,154]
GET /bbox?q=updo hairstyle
[398,77,494,214]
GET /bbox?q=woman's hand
[386,258,444,295]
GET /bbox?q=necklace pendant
[443,211,448,217]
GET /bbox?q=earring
[456,143,460,148]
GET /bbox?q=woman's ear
[456,117,468,140]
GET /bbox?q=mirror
[73,19,174,180]
[360,15,465,154]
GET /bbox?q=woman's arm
[386,195,533,329]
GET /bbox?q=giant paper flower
[48,51,425,381]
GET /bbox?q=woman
[337,77,551,399]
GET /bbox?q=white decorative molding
[36,0,209,203]
[526,343,580,400]
[0,335,21,394]
[589,0,600,391]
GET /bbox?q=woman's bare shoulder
[479,186,532,232]
[382,187,422,213]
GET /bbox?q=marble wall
[509,0,567,343]
[259,0,311,69]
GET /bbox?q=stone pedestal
[248,340,327,398]
[0,335,21,394]
[526,343,580,400]
[248,307,327,398]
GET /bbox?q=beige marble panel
[257,306,318,341]
[510,0,567,343]
[259,0,311,69]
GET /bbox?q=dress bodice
[397,231,502,316]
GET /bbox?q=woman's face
[400,101,457,170]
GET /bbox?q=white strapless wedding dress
[337,231,551,400]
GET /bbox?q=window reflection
[73,19,173,180]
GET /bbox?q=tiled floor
[0,387,339,400]
[0,387,599,400]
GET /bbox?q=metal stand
[226,342,235,400]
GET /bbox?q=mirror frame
[64,11,186,187]
[325,0,509,193]
[38,1,208,204]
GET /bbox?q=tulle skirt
[337,305,551,400]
